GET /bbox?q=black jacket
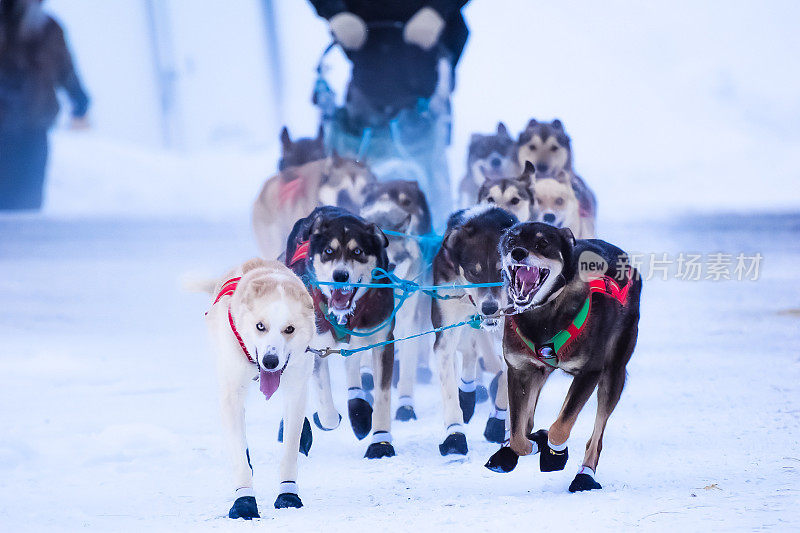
[0,16,89,133]
[310,0,469,114]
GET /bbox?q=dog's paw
[485,446,519,473]
[483,416,506,444]
[416,366,433,384]
[274,492,303,508]
[489,372,501,404]
[475,384,489,404]
[228,496,259,520]
[348,398,373,440]
[361,369,374,391]
[540,438,568,472]
[365,440,396,459]
[312,412,341,431]
[529,429,548,454]
[299,417,313,456]
[569,473,602,492]
[438,432,468,456]
[458,388,476,424]
[395,405,417,421]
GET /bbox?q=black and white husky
[360,180,433,421]
[430,206,518,455]
[286,206,398,459]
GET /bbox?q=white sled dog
[203,258,315,519]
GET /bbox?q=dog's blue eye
[256,322,266,331]
[353,248,362,256]
[325,247,334,255]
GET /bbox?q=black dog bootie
[229,495,259,520]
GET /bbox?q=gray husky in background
[458,123,519,207]
[360,180,433,422]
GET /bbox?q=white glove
[329,12,367,50]
[403,7,445,50]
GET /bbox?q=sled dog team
[199,119,642,519]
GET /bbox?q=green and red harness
[509,274,633,368]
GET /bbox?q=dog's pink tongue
[330,289,351,310]
[517,266,540,286]
[259,369,281,400]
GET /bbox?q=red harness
[209,277,256,365]
[510,273,633,367]
[278,172,307,205]
[289,240,310,266]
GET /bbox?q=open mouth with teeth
[507,263,550,307]
[329,286,357,312]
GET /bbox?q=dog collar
[510,275,632,367]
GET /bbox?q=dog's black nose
[511,247,528,262]
[262,352,280,370]
[332,270,349,283]
[536,163,549,172]
[490,157,502,168]
[543,213,556,224]
[481,300,499,316]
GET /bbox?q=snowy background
[1,1,800,531]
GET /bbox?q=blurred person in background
[309,1,470,221]
[0,0,89,210]
[310,0,470,122]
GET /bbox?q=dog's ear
[310,213,327,236]
[242,257,266,274]
[526,118,538,130]
[496,122,509,138]
[280,127,292,150]
[559,227,576,247]
[441,227,460,269]
[462,220,477,238]
[369,223,389,248]
[477,181,489,202]
[551,119,564,131]
[522,161,536,181]
[477,164,491,181]
[330,149,344,167]
[362,181,378,197]
[469,133,482,147]
[517,168,533,189]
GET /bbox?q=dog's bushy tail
[179,271,218,294]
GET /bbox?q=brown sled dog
[517,119,597,237]
[485,222,641,493]
[252,153,376,260]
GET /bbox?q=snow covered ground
[2,1,800,530]
[1,211,798,531]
